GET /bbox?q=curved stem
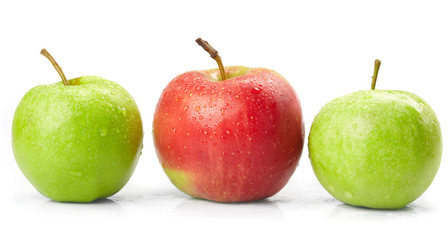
[371,59,381,90]
[40,48,69,86]
[196,38,227,80]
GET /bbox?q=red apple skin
[153,66,304,202]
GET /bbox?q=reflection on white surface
[3,168,447,240]
[172,198,285,220]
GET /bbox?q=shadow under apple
[34,197,127,219]
[328,201,434,221]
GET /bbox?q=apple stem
[371,59,381,90]
[196,38,227,81]
[40,48,69,86]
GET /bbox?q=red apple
[153,39,304,202]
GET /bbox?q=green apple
[12,49,143,202]
[308,60,442,209]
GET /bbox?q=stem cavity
[40,48,69,86]
[371,59,381,90]
[196,38,227,81]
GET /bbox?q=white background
[1,0,447,239]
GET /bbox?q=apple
[12,49,143,202]
[308,60,442,209]
[153,38,304,202]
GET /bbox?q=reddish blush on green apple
[153,38,305,202]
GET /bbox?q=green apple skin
[12,76,143,202]
[308,90,442,209]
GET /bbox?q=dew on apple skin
[251,87,262,94]
[118,106,126,116]
[344,192,353,199]
[100,128,108,137]
[220,108,227,116]
[70,170,82,177]
[208,99,215,108]
[352,123,357,129]
[196,86,205,91]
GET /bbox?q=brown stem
[196,38,227,80]
[40,48,69,86]
[371,59,381,90]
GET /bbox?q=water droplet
[70,170,82,177]
[225,130,231,135]
[328,185,336,192]
[118,106,126,116]
[344,192,353,198]
[352,123,357,129]
[208,99,214,108]
[251,87,262,94]
[199,115,204,120]
[195,106,201,112]
[183,106,189,111]
[220,108,227,116]
[100,128,108,136]
[196,86,205,91]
